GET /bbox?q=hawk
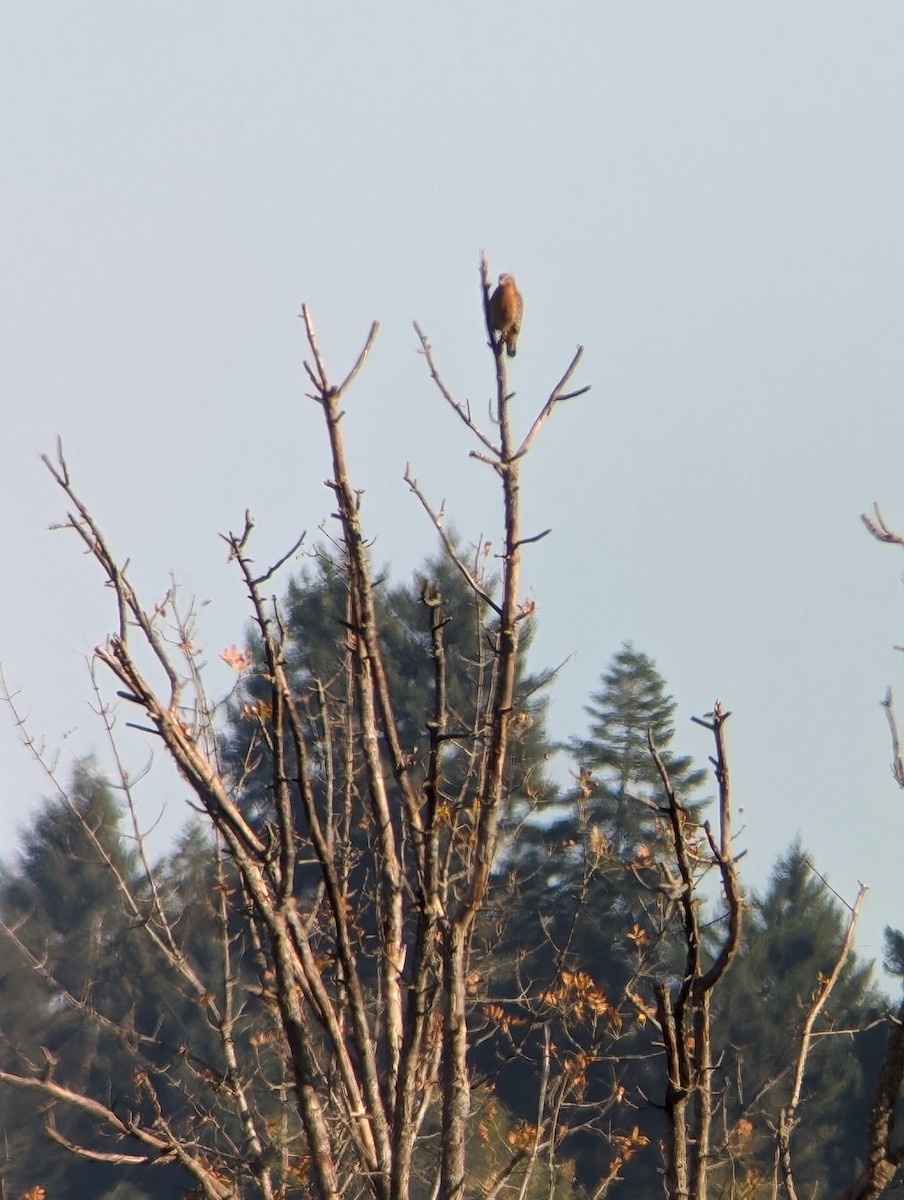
[489,273,523,358]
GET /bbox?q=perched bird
[489,272,523,358]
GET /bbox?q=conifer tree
[487,647,712,1193]
[571,642,707,850]
[0,766,174,1199]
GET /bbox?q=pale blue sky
[2,4,904,977]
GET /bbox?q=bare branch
[882,687,904,788]
[861,503,904,548]
[413,322,501,456]
[336,320,381,397]
[403,463,500,614]
[514,346,590,462]
[0,1071,235,1200]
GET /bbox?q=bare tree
[0,258,601,1200]
[5,260,841,1200]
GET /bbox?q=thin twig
[403,464,500,614]
[514,346,590,461]
[413,322,501,456]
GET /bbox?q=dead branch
[0,1071,236,1200]
[413,322,501,457]
[861,504,904,548]
[514,347,590,462]
[403,463,500,614]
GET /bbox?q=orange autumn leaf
[220,644,253,671]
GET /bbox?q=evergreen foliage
[0,766,185,1200]
[571,642,707,849]
[711,842,880,1193]
[503,644,708,992]
[483,645,712,1193]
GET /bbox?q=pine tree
[507,644,708,954]
[485,647,710,1194]
[571,642,707,850]
[0,765,182,1199]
